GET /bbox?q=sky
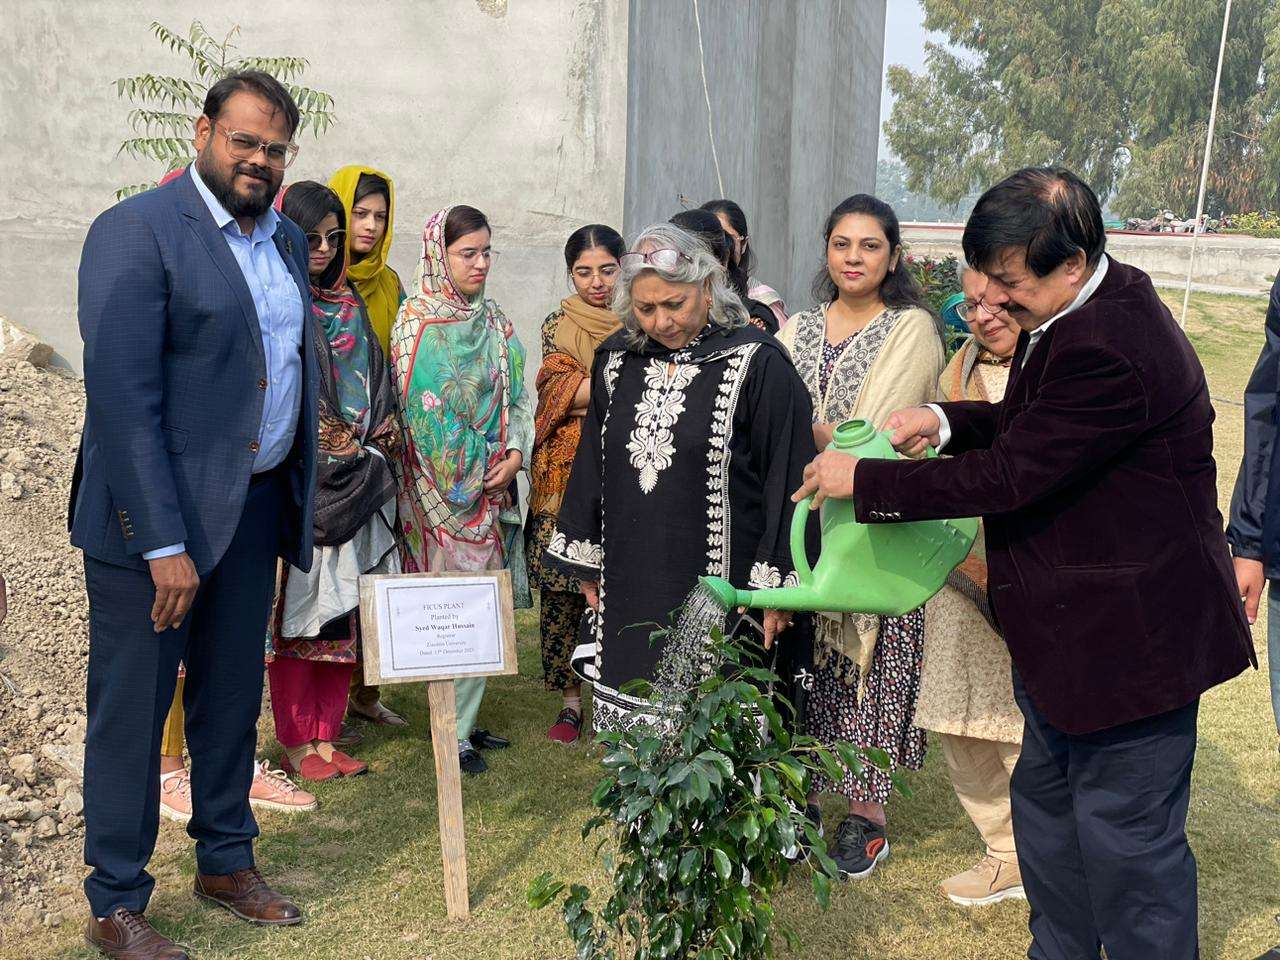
[879,1,932,162]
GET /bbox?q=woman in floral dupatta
[527,225,624,744]
[391,205,533,776]
[270,182,402,782]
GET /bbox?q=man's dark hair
[962,167,1105,277]
[202,70,300,139]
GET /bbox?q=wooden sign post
[358,570,519,921]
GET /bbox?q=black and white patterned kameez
[545,322,817,735]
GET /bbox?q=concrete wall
[0,0,629,370]
[623,0,886,311]
[902,225,1280,296]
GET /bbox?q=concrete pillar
[623,0,886,311]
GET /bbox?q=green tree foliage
[884,0,1280,217]
[875,159,980,222]
[113,21,336,199]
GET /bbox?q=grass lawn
[16,291,1280,960]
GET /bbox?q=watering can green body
[700,420,978,616]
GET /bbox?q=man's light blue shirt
[143,166,304,561]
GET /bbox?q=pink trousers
[267,656,355,748]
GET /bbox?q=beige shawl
[777,305,945,683]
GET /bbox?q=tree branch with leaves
[113,20,336,199]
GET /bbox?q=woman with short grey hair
[545,223,818,734]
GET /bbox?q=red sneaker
[546,708,582,744]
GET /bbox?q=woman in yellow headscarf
[329,165,405,353]
[329,165,407,728]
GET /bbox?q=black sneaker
[470,728,511,750]
[459,747,488,775]
[831,814,889,879]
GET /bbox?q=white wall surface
[0,0,629,370]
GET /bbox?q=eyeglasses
[209,120,299,170]
[448,248,497,265]
[306,229,345,252]
[619,248,693,272]
[956,300,1004,321]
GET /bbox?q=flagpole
[1180,0,1233,328]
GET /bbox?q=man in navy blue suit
[71,71,318,960]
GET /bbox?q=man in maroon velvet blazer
[795,168,1253,960]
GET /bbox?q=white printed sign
[358,571,518,684]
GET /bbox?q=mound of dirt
[0,356,90,931]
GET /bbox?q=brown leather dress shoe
[85,907,190,960]
[193,867,303,925]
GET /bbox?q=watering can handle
[789,495,816,586]
[789,436,938,587]
[878,428,940,459]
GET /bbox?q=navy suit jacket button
[249,440,260,453]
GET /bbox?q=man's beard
[195,152,281,220]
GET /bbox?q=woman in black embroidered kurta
[545,223,817,734]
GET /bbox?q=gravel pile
[0,356,91,931]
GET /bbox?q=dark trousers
[1011,671,1200,959]
[82,473,284,917]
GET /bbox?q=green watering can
[700,419,978,616]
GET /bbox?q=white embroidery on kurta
[547,528,602,569]
[627,359,700,494]
[749,561,783,589]
[602,350,624,400]
[704,345,757,576]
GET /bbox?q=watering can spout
[699,576,826,614]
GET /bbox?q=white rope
[692,0,725,198]
[1180,0,1233,328]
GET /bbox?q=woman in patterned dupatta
[391,205,533,776]
[270,181,401,782]
[527,225,625,745]
[777,194,944,880]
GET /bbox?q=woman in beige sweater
[916,265,1025,907]
[778,194,944,880]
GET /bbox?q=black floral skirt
[540,589,585,692]
[807,608,928,803]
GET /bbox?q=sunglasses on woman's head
[619,248,692,272]
[306,229,346,252]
